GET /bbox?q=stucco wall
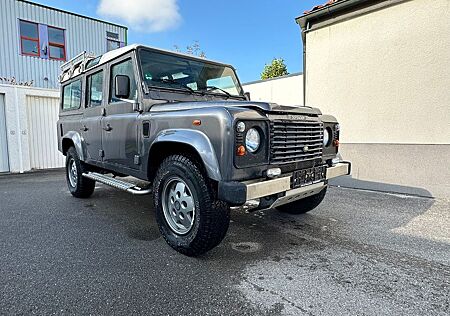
[243,73,304,106]
[305,0,450,145]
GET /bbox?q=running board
[83,172,152,195]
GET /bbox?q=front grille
[270,120,323,164]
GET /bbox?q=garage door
[0,94,9,172]
[26,96,65,169]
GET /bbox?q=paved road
[0,170,448,315]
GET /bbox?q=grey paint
[0,0,127,89]
[58,46,340,190]
[0,94,9,172]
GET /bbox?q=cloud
[97,0,181,32]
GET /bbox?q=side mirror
[244,92,251,101]
[115,75,130,99]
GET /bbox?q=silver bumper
[244,162,351,201]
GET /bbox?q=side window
[86,71,103,107]
[110,59,137,103]
[62,80,82,110]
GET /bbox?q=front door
[102,57,139,170]
[82,69,105,162]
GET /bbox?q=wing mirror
[244,92,251,101]
[115,75,130,99]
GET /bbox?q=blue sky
[32,0,320,83]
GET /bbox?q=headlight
[245,128,260,153]
[323,127,332,146]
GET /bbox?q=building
[245,0,450,198]
[0,0,127,173]
[243,73,304,107]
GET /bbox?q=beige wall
[305,0,450,145]
[243,74,304,106]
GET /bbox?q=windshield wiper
[203,85,232,98]
[151,78,195,93]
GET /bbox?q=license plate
[291,166,327,189]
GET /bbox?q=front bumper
[218,162,351,206]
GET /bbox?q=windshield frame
[136,47,245,98]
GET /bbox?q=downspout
[14,86,24,173]
[302,22,309,106]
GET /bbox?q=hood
[150,100,322,116]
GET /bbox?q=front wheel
[66,147,95,198]
[153,155,230,256]
[276,187,327,214]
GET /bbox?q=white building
[244,0,450,198]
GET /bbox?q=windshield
[138,49,244,97]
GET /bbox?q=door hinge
[134,155,140,165]
[99,149,105,158]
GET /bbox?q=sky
[31,0,321,83]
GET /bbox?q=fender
[150,129,222,181]
[61,131,86,161]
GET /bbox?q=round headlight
[245,128,260,153]
[323,128,331,147]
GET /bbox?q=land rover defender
[57,44,350,256]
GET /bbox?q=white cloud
[97,0,181,32]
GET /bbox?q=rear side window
[62,80,82,110]
[86,71,103,107]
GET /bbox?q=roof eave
[295,0,370,29]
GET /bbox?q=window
[110,59,137,102]
[86,71,103,107]
[107,39,121,52]
[106,31,124,52]
[19,20,66,61]
[48,26,66,60]
[62,80,82,110]
[19,20,39,56]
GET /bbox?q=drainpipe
[14,86,24,173]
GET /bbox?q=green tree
[173,40,206,58]
[261,58,289,80]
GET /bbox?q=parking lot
[0,170,449,315]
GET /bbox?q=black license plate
[291,166,327,189]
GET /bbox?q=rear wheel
[153,155,230,256]
[276,187,327,214]
[66,147,95,198]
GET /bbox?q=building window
[106,31,124,52]
[19,19,66,61]
[107,39,121,52]
[48,26,66,60]
[19,20,40,57]
[62,80,82,110]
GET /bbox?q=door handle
[103,124,112,132]
[80,125,88,132]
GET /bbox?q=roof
[18,0,127,29]
[304,0,343,15]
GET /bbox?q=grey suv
[57,44,350,256]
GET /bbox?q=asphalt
[0,170,449,315]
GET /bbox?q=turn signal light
[333,139,340,147]
[193,119,201,126]
[236,145,246,156]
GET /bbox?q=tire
[276,187,327,214]
[153,154,230,256]
[66,147,95,198]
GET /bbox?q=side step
[83,172,152,195]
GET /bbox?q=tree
[261,58,289,80]
[173,40,206,58]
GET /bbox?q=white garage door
[27,96,65,169]
[0,94,9,172]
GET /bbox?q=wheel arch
[148,129,222,182]
[61,131,86,161]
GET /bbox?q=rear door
[81,67,106,162]
[102,55,140,169]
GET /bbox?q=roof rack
[59,51,96,83]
